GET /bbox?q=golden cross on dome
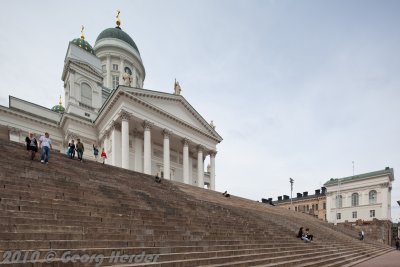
[116,10,121,27]
[80,25,85,40]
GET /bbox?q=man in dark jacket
[76,139,84,162]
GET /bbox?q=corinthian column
[143,120,153,175]
[163,129,171,179]
[120,110,131,169]
[197,145,204,188]
[110,121,121,167]
[182,138,190,184]
[210,151,217,190]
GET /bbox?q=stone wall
[340,219,392,245]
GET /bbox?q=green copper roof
[51,104,65,113]
[96,27,140,55]
[70,38,95,55]
[324,167,394,186]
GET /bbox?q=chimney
[303,191,308,197]
[283,195,289,200]
[261,198,268,203]
[297,193,302,198]
[268,198,272,202]
[278,196,282,201]
[321,187,326,194]
[315,189,320,195]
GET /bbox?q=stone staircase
[0,139,393,266]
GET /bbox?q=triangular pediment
[122,88,222,141]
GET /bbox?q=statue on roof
[80,25,85,40]
[210,120,216,129]
[174,79,181,95]
[116,10,121,28]
[122,69,132,87]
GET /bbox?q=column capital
[142,120,154,130]
[119,110,131,121]
[209,150,217,157]
[163,129,172,138]
[133,128,145,138]
[197,145,205,153]
[182,138,191,146]
[110,120,121,131]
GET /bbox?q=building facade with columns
[0,15,222,189]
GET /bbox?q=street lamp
[289,178,294,211]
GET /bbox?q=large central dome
[96,27,140,55]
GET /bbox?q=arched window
[369,190,377,204]
[81,83,92,106]
[336,195,343,208]
[351,193,359,207]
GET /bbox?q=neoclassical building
[0,13,222,189]
[324,167,394,224]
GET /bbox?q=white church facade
[0,14,222,189]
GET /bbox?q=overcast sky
[0,0,399,222]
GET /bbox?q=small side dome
[51,104,65,113]
[51,96,65,113]
[70,25,94,55]
[70,38,94,55]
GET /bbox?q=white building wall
[325,174,393,223]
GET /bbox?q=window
[112,64,119,71]
[295,206,297,212]
[315,204,318,210]
[312,204,315,210]
[112,75,119,89]
[81,83,92,106]
[336,195,343,208]
[306,205,309,212]
[323,202,326,210]
[352,211,357,219]
[337,213,341,220]
[351,193,359,207]
[369,190,377,204]
[370,210,375,218]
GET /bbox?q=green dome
[96,27,140,55]
[51,104,65,113]
[70,38,95,55]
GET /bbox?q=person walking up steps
[100,148,107,164]
[76,139,84,162]
[25,133,38,160]
[68,140,75,159]
[39,132,52,164]
[93,144,99,162]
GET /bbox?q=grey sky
[0,0,399,221]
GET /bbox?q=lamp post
[290,178,294,211]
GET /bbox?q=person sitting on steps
[155,174,162,183]
[305,228,314,241]
[222,191,230,197]
[297,227,311,243]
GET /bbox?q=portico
[96,88,221,189]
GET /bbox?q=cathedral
[0,12,222,189]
